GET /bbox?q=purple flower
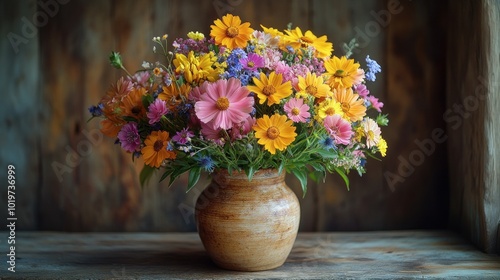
[355,84,370,98]
[117,122,141,152]
[172,128,195,145]
[147,99,168,125]
[368,95,384,112]
[240,53,264,71]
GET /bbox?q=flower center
[291,108,301,116]
[216,97,230,110]
[153,140,164,152]
[341,103,350,112]
[226,26,239,38]
[247,61,255,67]
[334,69,346,78]
[367,130,374,140]
[305,85,317,95]
[325,108,335,115]
[266,126,280,140]
[262,85,276,96]
[131,106,142,115]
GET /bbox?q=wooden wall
[0,0,452,234]
[447,0,500,254]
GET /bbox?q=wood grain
[3,231,499,279]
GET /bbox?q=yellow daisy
[283,27,333,59]
[333,87,366,122]
[246,72,293,105]
[324,56,364,89]
[210,14,254,50]
[253,114,297,155]
[173,51,218,85]
[378,138,388,157]
[315,98,344,122]
[296,72,332,99]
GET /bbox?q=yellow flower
[173,51,218,85]
[324,56,364,89]
[334,87,366,122]
[158,83,191,111]
[210,14,254,50]
[315,98,344,122]
[378,138,388,157]
[283,27,333,59]
[296,72,332,99]
[260,25,284,37]
[141,131,177,168]
[253,114,297,154]
[187,31,205,41]
[247,72,293,106]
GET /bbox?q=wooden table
[1,231,499,279]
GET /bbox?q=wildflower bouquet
[89,14,388,195]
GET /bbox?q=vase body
[195,169,300,271]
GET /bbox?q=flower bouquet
[89,13,388,195]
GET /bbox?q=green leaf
[142,94,154,109]
[246,165,256,181]
[316,148,337,159]
[334,167,350,191]
[139,165,156,188]
[291,167,308,198]
[187,168,201,192]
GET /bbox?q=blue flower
[88,103,104,117]
[198,155,216,173]
[320,136,336,150]
[365,55,381,82]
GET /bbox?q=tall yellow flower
[173,51,218,85]
[315,98,344,122]
[334,87,366,122]
[247,72,293,105]
[296,72,332,99]
[378,138,388,157]
[210,14,254,50]
[283,27,333,59]
[324,56,365,89]
[253,114,297,154]
[141,131,176,168]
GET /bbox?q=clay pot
[195,168,300,271]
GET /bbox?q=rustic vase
[195,168,300,271]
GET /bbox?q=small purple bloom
[147,99,168,125]
[88,103,104,117]
[355,84,370,98]
[172,128,195,145]
[117,122,141,152]
[239,53,264,71]
[365,55,382,82]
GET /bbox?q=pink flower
[147,99,169,125]
[172,128,195,145]
[323,115,353,145]
[231,115,255,140]
[284,98,310,123]
[200,121,226,145]
[117,122,141,152]
[189,82,208,102]
[195,78,254,130]
[128,71,150,87]
[355,84,370,98]
[368,95,384,112]
[240,53,265,71]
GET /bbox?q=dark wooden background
[5,0,495,251]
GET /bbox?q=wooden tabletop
[1,231,499,279]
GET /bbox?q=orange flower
[283,27,333,59]
[333,87,366,122]
[121,87,147,120]
[210,14,253,50]
[158,83,191,111]
[141,131,176,168]
[324,56,365,89]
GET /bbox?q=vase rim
[213,168,284,180]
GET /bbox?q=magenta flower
[355,84,370,98]
[240,53,265,71]
[200,122,226,145]
[323,115,353,145]
[284,98,310,123]
[147,98,169,125]
[368,95,384,112]
[195,78,254,130]
[231,115,255,140]
[117,122,141,152]
[172,128,195,145]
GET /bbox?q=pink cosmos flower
[172,128,195,145]
[117,122,141,152]
[200,121,226,145]
[323,115,353,145]
[147,99,169,125]
[189,82,208,102]
[240,53,265,71]
[368,95,384,112]
[284,98,311,123]
[355,84,370,98]
[195,78,254,130]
